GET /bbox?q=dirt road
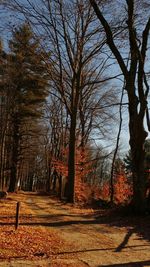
[1,193,150,267]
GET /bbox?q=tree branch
[89,0,128,79]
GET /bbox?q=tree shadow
[24,198,69,214]
[1,210,150,261]
[6,193,150,254]
[115,228,135,252]
[27,210,150,253]
[93,209,150,246]
[98,259,150,266]
[52,244,149,255]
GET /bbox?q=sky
[0,0,149,156]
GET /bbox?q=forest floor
[0,192,150,266]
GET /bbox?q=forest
[0,0,150,214]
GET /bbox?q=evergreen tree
[7,23,49,192]
[124,139,150,173]
[124,150,133,173]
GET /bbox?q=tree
[45,96,69,195]
[90,0,150,213]
[12,0,116,202]
[2,0,119,201]
[6,23,49,192]
[124,139,150,173]
[124,150,133,174]
[0,41,6,189]
[43,0,117,202]
[113,158,132,204]
[0,40,12,190]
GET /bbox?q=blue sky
[0,0,149,156]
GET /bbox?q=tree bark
[128,99,147,213]
[67,111,77,203]
[8,117,20,192]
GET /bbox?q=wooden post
[15,202,20,230]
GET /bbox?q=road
[1,193,150,267]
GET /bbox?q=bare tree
[2,0,120,201]
[90,0,150,213]
[44,0,118,202]
[44,96,68,195]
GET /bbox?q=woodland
[0,0,150,215]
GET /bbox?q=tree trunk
[46,156,52,193]
[52,169,58,193]
[58,174,63,199]
[128,96,147,213]
[46,174,51,193]
[0,121,7,190]
[67,111,77,203]
[8,117,20,192]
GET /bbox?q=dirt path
[2,193,150,266]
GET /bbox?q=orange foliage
[52,146,96,203]
[101,173,132,204]
[52,147,68,177]
[114,173,132,204]
[101,182,110,201]
[52,147,132,205]
[75,147,95,203]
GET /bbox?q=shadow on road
[2,193,150,257]
[51,243,150,255]
[0,212,150,254]
[99,259,150,266]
